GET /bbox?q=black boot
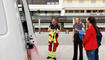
[47,56,52,59]
[52,57,56,60]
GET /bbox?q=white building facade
[18,0,105,16]
[18,0,105,32]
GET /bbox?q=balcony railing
[64,13,105,16]
[31,13,105,16]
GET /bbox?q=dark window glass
[70,10,73,13]
[80,10,84,13]
[65,10,70,13]
[99,10,103,13]
[93,10,97,13]
[75,10,79,13]
[87,10,91,13]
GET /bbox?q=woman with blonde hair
[72,17,84,60]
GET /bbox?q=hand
[56,30,59,34]
[48,28,52,32]
[72,40,74,42]
[75,28,79,31]
[72,38,74,42]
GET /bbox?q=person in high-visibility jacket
[47,17,60,60]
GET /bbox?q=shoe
[47,56,52,59]
[52,57,56,60]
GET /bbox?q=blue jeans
[86,50,96,60]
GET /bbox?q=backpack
[97,28,103,47]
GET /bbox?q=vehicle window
[0,0,7,35]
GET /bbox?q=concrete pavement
[35,32,105,60]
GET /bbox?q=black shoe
[47,56,52,59]
[52,57,56,60]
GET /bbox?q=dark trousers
[73,33,83,60]
[95,48,99,60]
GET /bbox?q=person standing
[47,17,60,60]
[72,17,84,60]
[83,16,98,60]
[95,26,102,60]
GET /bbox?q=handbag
[79,30,84,40]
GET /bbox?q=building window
[0,0,7,35]
[19,0,59,5]
[79,0,84,3]
[70,10,73,13]
[91,0,96,3]
[64,0,72,3]
[87,10,91,13]
[66,10,70,13]
[65,10,73,13]
[99,10,103,13]
[74,10,79,13]
[47,0,59,5]
[93,10,97,13]
[31,11,61,16]
[80,10,84,13]
[66,10,85,13]
[104,0,105,3]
